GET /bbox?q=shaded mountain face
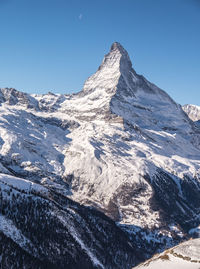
[0,174,140,269]
[0,42,200,263]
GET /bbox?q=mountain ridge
[182,104,200,122]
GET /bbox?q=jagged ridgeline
[0,42,200,268]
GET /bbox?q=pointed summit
[109,42,129,57]
[110,42,130,59]
[83,42,135,93]
[98,42,133,71]
[110,41,124,50]
[81,42,175,121]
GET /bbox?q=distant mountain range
[0,42,200,268]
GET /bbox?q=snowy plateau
[0,42,200,268]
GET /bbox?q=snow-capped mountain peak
[83,42,136,95]
[100,42,133,71]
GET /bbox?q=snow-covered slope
[135,239,200,269]
[182,104,200,122]
[0,42,200,260]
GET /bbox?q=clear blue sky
[0,0,199,105]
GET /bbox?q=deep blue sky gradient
[0,0,199,105]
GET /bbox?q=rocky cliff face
[0,42,200,266]
[182,104,200,123]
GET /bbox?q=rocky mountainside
[135,238,200,269]
[0,42,200,267]
[0,174,140,269]
[182,104,200,123]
